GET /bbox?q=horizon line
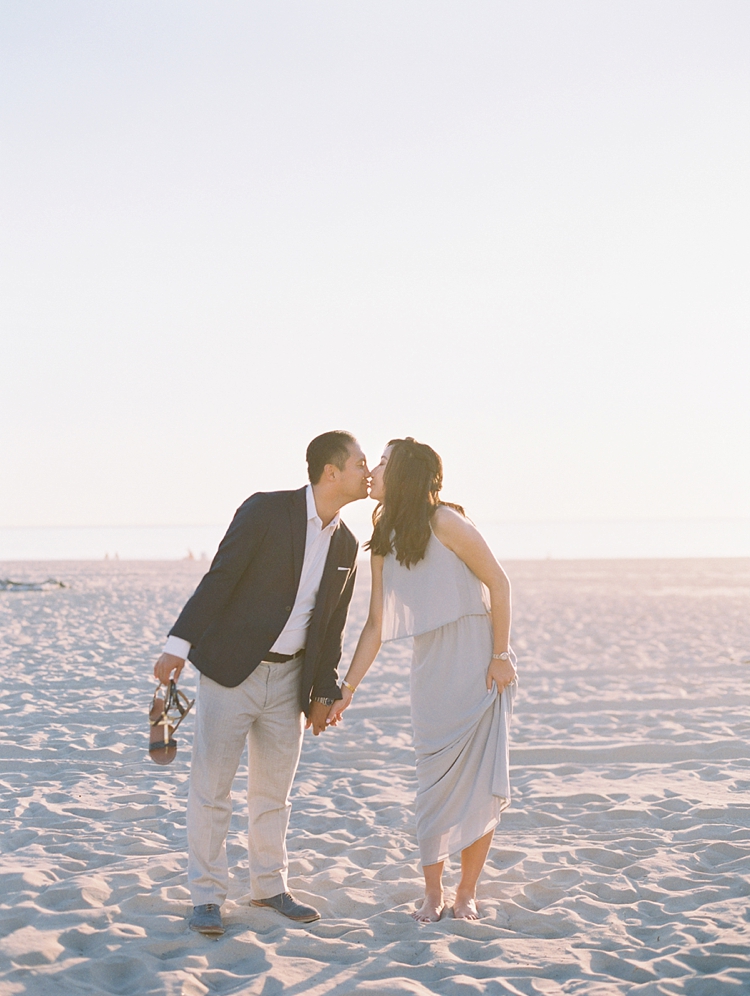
[2,516,750,530]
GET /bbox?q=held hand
[305,700,331,736]
[154,652,185,686]
[326,686,354,726]
[486,656,516,694]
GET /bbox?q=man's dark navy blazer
[169,486,358,713]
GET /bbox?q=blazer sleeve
[311,559,357,701]
[169,493,273,648]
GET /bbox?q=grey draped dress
[382,530,516,866]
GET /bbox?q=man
[153,430,369,936]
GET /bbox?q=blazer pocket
[325,565,351,604]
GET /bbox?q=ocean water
[2,518,750,562]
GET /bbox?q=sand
[0,557,749,996]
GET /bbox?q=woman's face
[369,446,392,503]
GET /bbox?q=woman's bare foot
[452,892,480,920]
[411,893,445,923]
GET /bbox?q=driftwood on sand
[0,577,66,591]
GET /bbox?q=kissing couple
[153,430,516,936]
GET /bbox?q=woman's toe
[452,898,480,920]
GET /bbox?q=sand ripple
[1,558,749,994]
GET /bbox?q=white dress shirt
[164,485,340,661]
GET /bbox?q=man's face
[336,442,370,503]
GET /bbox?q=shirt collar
[306,484,340,533]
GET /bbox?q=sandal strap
[171,685,194,716]
[149,681,194,728]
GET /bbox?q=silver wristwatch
[312,696,335,706]
[492,652,510,661]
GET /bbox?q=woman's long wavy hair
[366,437,465,567]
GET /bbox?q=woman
[329,437,517,922]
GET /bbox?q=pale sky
[2,1,748,531]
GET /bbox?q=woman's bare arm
[432,506,515,692]
[327,554,384,724]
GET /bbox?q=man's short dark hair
[306,430,357,484]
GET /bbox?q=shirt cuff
[163,635,191,660]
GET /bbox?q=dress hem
[418,799,510,868]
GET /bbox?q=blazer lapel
[317,527,343,608]
[306,526,345,641]
[289,487,308,591]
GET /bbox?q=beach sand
[0,557,749,995]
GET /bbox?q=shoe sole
[189,923,224,935]
[251,901,320,923]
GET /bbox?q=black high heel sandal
[148,679,194,765]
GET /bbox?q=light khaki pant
[186,657,305,905]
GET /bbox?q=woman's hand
[486,656,516,694]
[327,685,354,725]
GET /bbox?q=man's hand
[305,700,331,736]
[154,652,186,685]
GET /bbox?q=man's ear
[323,462,339,482]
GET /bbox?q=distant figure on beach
[329,438,516,922]
[153,431,368,936]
